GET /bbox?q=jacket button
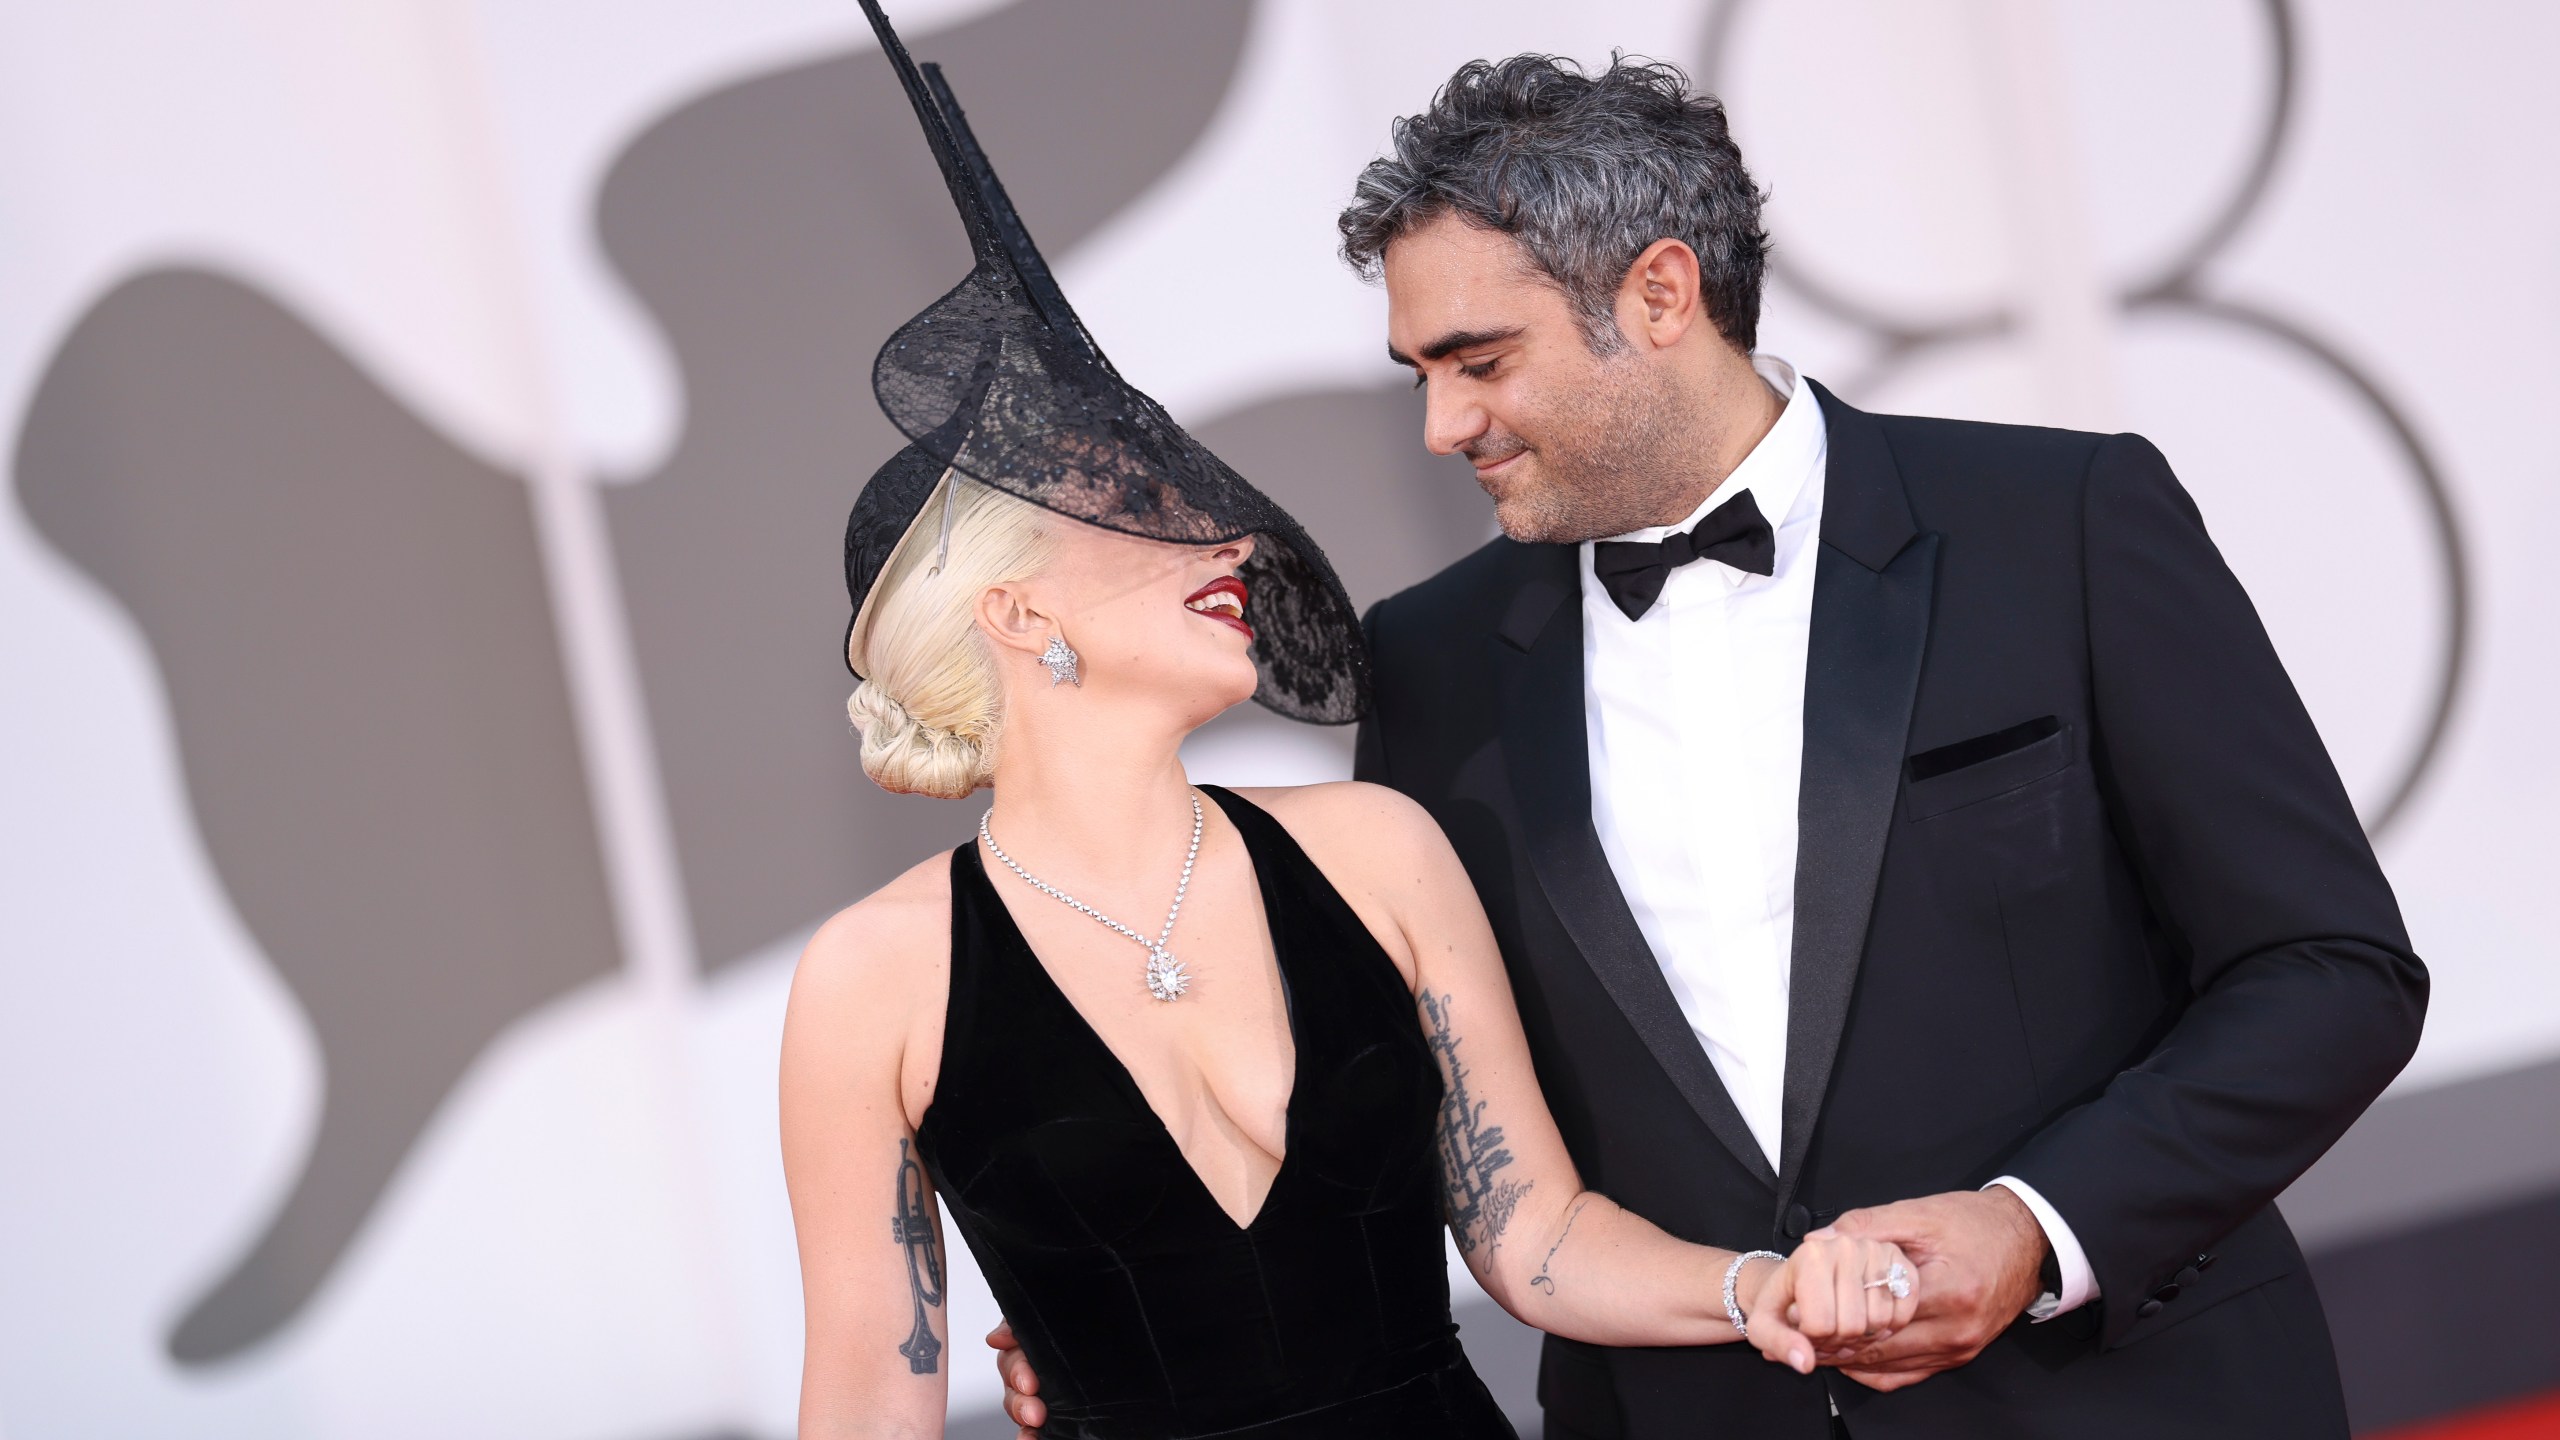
[2195,1253,2217,1272]
[2154,1283,2182,1303]
[1783,1204,1813,1240]
[2136,1298,2164,1319]
[2174,1266,2201,1289]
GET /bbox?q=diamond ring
[1862,1261,1913,1299]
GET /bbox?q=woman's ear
[974,580,1054,659]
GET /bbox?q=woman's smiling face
[1001,523,1262,728]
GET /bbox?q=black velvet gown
[915,786,1516,1439]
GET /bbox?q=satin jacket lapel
[1777,382,1937,1203]
[1495,546,1777,1190]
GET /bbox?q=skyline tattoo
[1421,989,1530,1259]
[1531,1195,1594,1295]
[890,1138,946,1375]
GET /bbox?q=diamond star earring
[1038,635,1080,687]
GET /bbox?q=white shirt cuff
[1984,1176,2098,1321]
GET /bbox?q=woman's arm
[1256,783,1915,1363]
[780,862,956,1438]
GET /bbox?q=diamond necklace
[979,792,1202,1002]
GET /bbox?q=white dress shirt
[1578,354,2096,1319]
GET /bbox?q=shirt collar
[1593,353,1823,548]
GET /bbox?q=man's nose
[1421,382,1486,458]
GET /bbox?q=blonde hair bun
[848,681,988,799]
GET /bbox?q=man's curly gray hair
[1338,54,1770,355]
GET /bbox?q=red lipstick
[1182,575,1253,639]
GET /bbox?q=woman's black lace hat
[842,0,1370,725]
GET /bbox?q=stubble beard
[1475,356,1703,546]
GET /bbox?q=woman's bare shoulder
[1232,780,1440,848]
[1228,782,1472,981]
[789,848,955,1023]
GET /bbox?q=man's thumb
[1815,1207,1877,1239]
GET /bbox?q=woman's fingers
[1752,1240,1930,1373]
[1853,1239,1894,1338]
[1794,1238,1918,1352]
[1744,1257,1818,1374]
[1888,1241,1922,1333]
[1794,1237,1895,1347]
[1793,1242,1840,1340]
[1751,1240,1925,1373]
[1838,1240,1919,1347]
[1836,1240,1874,1342]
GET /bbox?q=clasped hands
[988,1188,2050,1432]
[1744,1187,2052,1390]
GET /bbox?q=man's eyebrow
[1386,326,1526,368]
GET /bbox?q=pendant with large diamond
[1145,946,1190,1002]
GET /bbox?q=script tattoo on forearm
[1531,1194,1594,1295]
[890,1138,946,1375]
[1421,989,1530,1259]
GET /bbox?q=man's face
[1383,213,1692,544]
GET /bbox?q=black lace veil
[842,0,1369,724]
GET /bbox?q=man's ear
[1619,238,1705,350]
[975,580,1054,659]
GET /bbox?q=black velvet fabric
[917,786,1514,1439]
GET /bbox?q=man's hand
[987,1321,1044,1437]
[1812,1189,2048,1391]
[1740,1236,1922,1375]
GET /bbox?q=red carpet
[2373,1391,2560,1440]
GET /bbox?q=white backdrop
[2,2,2553,1436]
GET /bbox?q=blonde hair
[846,474,1056,798]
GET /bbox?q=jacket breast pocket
[1903,717,2072,820]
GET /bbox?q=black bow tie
[1590,489,1776,621]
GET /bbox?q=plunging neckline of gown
[966,810,1301,1232]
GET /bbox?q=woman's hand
[1740,1236,1921,1375]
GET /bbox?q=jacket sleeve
[1353,599,1391,787]
[1999,431,2428,1346]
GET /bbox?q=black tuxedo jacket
[1353,382,2426,1439]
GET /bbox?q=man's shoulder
[1828,390,2127,536]
[1368,533,1562,638]
[1359,536,1550,748]
[1860,404,2113,482]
